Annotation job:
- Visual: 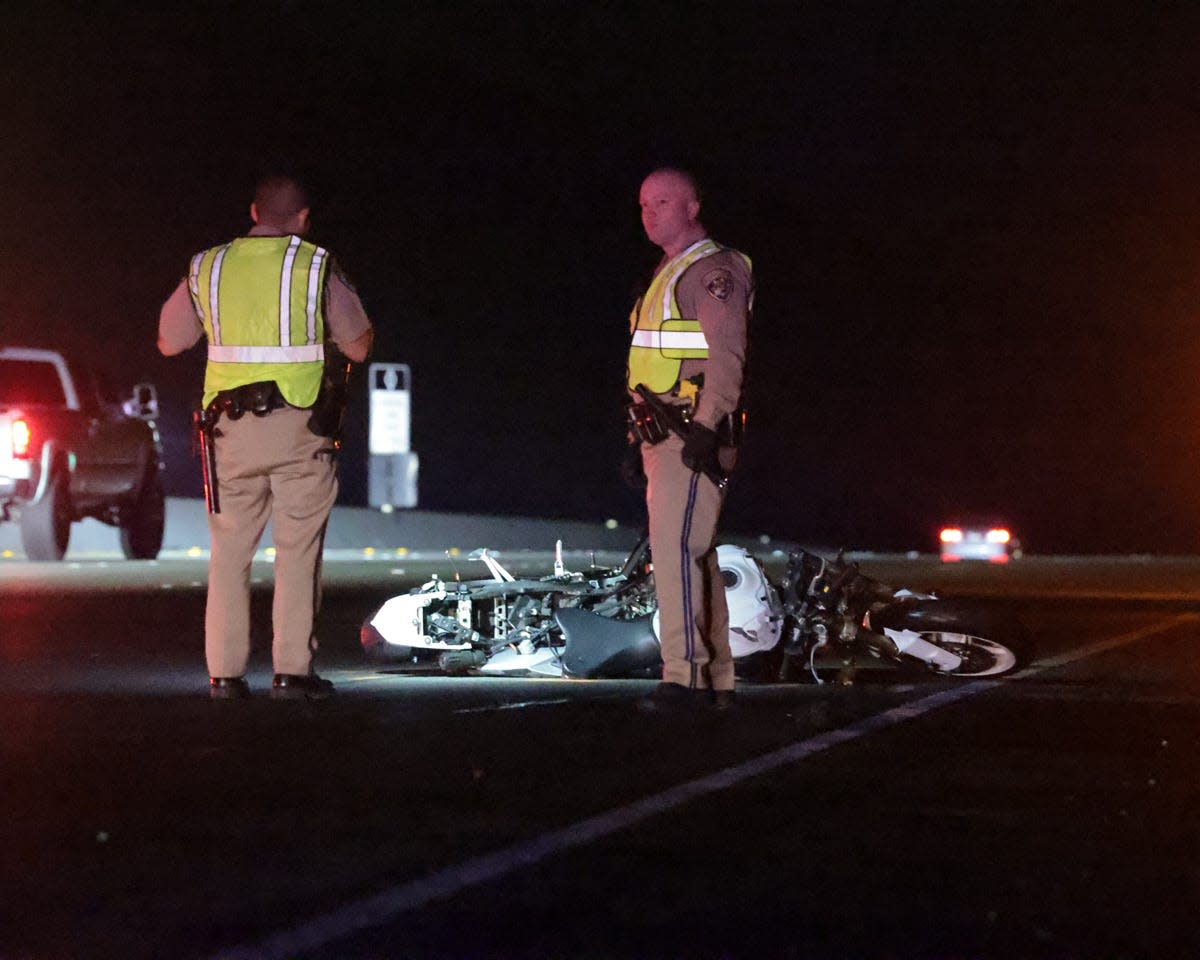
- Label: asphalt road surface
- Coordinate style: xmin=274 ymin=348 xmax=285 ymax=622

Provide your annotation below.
xmin=2 ymin=550 xmax=1199 ymax=959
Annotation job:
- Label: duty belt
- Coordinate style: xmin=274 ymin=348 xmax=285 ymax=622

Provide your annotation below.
xmin=627 ymin=399 xmax=745 ymax=447
xmin=207 ymin=380 xmax=288 ymax=422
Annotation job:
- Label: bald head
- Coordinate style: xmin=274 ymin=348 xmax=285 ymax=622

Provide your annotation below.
xmin=639 ymin=167 xmax=705 ymax=257
xmin=250 ymin=175 xmax=311 ymax=235
xmin=643 ymin=167 xmax=701 ymax=203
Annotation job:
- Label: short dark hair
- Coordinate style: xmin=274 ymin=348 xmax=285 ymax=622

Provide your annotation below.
xmin=253 ymin=175 xmax=310 ymax=224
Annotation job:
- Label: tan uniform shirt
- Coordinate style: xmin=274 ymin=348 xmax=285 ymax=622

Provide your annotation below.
xmin=157 ymin=228 xmax=372 ymax=357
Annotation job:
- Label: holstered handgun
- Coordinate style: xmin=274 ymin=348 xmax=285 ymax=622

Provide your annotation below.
xmin=633 ymin=383 xmax=729 ymax=490
xmin=307 ymin=360 xmax=352 ymax=444
xmin=191 ymin=408 xmax=220 ymax=514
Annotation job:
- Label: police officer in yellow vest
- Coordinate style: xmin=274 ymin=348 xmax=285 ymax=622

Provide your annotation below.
xmin=629 ymin=168 xmax=752 ymax=712
xmin=158 ymin=175 xmax=373 ymax=700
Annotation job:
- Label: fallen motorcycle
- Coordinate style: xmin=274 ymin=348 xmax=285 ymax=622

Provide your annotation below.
xmin=360 ymin=536 xmax=1032 ymax=683
xmin=774 ymin=547 xmax=1032 ymax=682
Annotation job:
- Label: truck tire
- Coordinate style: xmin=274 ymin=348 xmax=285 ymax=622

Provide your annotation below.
xmin=120 ymin=465 xmax=165 ymax=560
xmin=21 ymin=470 xmax=71 ymax=561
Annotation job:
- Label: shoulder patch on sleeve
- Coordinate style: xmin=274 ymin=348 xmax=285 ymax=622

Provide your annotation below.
xmin=703 ymin=267 xmax=735 ymax=302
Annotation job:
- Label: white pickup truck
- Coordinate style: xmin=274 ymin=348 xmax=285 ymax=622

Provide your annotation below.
xmin=0 ymin=346 xmax=165 ymax=560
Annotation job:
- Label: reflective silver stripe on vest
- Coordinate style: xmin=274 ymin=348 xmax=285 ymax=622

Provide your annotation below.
xmin=208 ymin=244 xmax=231 ymax=344
xmin=187 ymin=251 xmax=205 ymax=308
xmin=278 ymin=236 xmax=301 ymax=346
xmin=207 ymin=344 xmax=325 ymax=364
xmin=630 ymin=329 xmax=709 ymax=350
xmin=306 ymin=246 xmax=327 ymax=345
xmin=659 ymin=239 xmax=714 ymax=317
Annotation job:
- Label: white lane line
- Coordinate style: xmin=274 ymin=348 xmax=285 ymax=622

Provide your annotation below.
xmin=454 ymin=698 xmax=572 ymax=714
xmin=210 ymin=681 xmax=994 ymax=960
xmin=210 ymin=613 xmax=1195 ymax=960
xmin=1023 ymin=612 xmax=1199 ymax=673
xmin=335 ymin=673 xmax=401 ymax=685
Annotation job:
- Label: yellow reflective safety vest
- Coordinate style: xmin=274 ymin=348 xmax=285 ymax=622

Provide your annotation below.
xmin=188 ymin=235 xmax=329 ymax=407
xmin=627 ymin=239 xmax=748 ymax=394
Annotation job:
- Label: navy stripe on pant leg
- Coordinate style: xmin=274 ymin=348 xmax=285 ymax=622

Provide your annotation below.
xmin=679 ymin=472 xmax=701 ymax=680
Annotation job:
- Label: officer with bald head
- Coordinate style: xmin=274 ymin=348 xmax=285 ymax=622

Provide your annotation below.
xmin=159 ymin=173 xmax=373 ymax=700
xmin=627 ymin=167 xmax=752 ymax=712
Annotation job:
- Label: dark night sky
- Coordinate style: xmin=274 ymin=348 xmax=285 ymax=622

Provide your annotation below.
xmin=5 ymin=2 xmax=1200 ymax=553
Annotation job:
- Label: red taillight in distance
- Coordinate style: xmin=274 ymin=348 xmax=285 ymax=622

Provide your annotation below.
xmin=939 ymin=527 xmax=963 ymax=544
xmin=987 ymin=528 xmax=1012 ymax=563
xmin=10 ymin=418 xmax=32 ymax=459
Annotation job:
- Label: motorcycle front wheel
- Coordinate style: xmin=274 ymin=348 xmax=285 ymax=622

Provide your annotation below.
xmin=871 ymin=601 xmax=1033 ymax=678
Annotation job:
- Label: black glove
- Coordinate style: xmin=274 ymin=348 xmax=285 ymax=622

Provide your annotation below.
xmin=621 ymin=440 xmax=646 ymax=490
xmin=681 ymin=423 xmax=719 ymax=476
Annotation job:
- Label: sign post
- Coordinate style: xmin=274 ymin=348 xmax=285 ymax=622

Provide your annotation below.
xmin=367 ymin=363 xmax=418 ymax=508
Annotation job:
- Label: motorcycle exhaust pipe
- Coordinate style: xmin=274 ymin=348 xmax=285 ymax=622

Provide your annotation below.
xmin=438 ymin=649 xmax=489 ymax=674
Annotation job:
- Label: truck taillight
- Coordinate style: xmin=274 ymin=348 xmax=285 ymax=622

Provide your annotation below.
xmin=11 ymin=418 xmax=32 ymax=458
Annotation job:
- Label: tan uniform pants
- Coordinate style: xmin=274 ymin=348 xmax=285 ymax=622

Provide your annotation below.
xmin=205 ymin=406 xmax=337 ymax=678
xmin=642 ymin=435 xmax=734 ymax=691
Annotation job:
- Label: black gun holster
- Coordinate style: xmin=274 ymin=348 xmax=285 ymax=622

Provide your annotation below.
xmin=306 ymin=372 xmax=348 ymax=438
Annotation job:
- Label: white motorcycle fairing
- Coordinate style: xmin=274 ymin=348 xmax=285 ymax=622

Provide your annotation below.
xmin=477 ymin=644 xmax=564 ymax=677
xmin=882 ymin=628 xmax=964 ymax=672
xmin=368 ymin=586 xmax=472 ymax=651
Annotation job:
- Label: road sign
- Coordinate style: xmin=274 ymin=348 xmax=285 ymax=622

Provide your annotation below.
xmin=367 ymin=363 xmax=417 ymax=507
xmin=368 ymin=363 xmax=411 ymax=454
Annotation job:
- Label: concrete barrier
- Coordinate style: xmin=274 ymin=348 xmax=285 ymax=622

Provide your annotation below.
xmin=0 ymin=498 xmax=646 ymax=558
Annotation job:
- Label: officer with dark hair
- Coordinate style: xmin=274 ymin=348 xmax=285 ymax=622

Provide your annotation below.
xmin=158 ymin=174 xmax=373 ymax=700
xmin=627 ymin=167 xmax=752 ymax=712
